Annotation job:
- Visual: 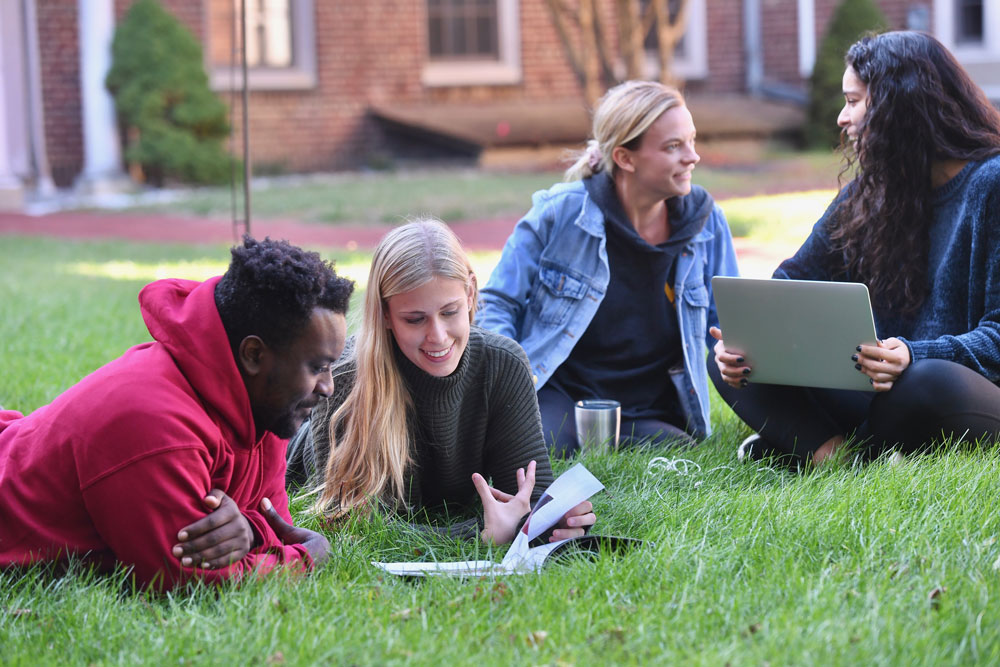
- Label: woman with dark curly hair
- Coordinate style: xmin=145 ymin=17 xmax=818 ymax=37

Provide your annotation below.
xmin=709 ymin=31 xmax=1000 ymax=466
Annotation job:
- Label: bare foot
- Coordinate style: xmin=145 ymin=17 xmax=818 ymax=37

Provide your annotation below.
xmin=811 ymin=434 xmax=846 ymax=465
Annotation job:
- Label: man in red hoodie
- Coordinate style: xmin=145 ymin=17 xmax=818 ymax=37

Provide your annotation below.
xmin=0 ymin=237 xmax=354 ymax=590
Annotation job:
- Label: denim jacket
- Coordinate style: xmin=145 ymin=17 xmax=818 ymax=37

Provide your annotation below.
xmin=477 ymin=180 xmax=740 ymax=438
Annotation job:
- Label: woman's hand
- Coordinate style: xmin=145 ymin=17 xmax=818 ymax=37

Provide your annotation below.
xmin=854 ymin=337 xmax=910 ymax=392
xmin=551 ymin=500 xmax=596 ymax=542
xmin=710 ymin=327 xmax=752 ymax=388
xmin=472 ymin=460 xmax=536 ymax=545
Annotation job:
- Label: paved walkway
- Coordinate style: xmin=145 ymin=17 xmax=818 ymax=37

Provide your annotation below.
xmin=0 ymin=210 xmax=798 ymax=278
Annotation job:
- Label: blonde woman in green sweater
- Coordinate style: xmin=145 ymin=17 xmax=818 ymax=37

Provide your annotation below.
xmin=286 ymin=219 xmax=595 ymax=544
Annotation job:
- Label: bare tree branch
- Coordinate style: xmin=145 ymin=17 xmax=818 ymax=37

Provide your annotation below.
xmin=542 ymin=0 xmax=692 ymax=104
xmin=544 ymin=0 xmax=587 ymax=91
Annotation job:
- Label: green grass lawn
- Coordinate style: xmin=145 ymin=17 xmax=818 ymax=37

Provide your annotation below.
xmin=3 ymin=237 xmax=1000 ymax=665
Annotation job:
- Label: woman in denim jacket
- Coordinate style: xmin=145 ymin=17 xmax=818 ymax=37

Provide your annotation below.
xmin=478 ymin=81 xmax=739 ymax=456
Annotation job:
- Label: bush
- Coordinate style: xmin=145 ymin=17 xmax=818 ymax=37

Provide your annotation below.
xmin=806 ymin=0 xmax=888 ymax=148
xmin=106 ymin=0 xmax=233 ymax=186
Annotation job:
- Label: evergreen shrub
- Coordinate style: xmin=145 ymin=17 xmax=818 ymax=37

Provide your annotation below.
xmin=806 ymin=0 xmax=888 ymax=148
xmin=106 ymin=0 xmax=232 ymax=186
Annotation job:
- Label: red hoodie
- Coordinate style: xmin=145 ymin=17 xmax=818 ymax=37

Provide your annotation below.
xmin=0 ymin=277 xmax=311 ymax=590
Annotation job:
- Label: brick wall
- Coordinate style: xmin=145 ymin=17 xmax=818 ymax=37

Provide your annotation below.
xmin=697 ymin=0 xmax=744 ymax=93
xmin=115 ymin=0 xmax=203 ymax=38
xmin=35 ymin=0 xmax=929 ymax=180
xmin=762 ymin=0 xmax=801 ymax=86
xmin=223 ymin=0 xmax=588 ymax=172
xmin=38 ymin=0 xmax=83 ymax=188
xmin=755 ymin=0 xmax=911 ymax=90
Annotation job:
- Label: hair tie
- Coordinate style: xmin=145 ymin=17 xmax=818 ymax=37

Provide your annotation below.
xmin=586 ymin=142 xmax=603 ymax=171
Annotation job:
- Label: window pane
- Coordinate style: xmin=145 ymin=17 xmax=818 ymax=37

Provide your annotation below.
xmin=429 ymin=17 xmax=444 ymax=56
xmin=427 ymin=0 xmax=498 ymax=60
xmin=956 ymin=0 xmax=984 ymax=44
xmin=237 ymin=0 xmax=293 ymax=67
xmin=641 ymin=0 xmax=688 ymax=57
xmin=475 ymin=17 xmax=496 ymax=56
xmin=451 ymin=15 xmax=467 ymax=54
xmin=263 ymin=0 xmax=292 ymax=67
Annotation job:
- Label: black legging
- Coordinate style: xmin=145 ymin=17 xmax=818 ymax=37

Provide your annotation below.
xmin=537 ymin=384 xmax=697 ymax=458
xmin=707 ymin=351 xmax=1000 ymax=461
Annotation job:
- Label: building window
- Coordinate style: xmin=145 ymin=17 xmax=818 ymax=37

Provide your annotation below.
xmin=428 ymin=0 xmax=499 ymax=60
xmin=244 ymin=0 xmax=293 ymax=67
xmin=207 ymin=0 xmax=316 ymax=90
xmin=422 ymin=0 xmax=521 ymax=86
xmin=640 ymin=0 xmax=708 ymax=80
xmin=955 ymin=0 xmax=984 ymax=44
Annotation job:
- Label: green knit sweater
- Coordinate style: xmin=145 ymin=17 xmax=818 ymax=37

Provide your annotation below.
xmin=286 ymin=326 xmax=554 ymax=535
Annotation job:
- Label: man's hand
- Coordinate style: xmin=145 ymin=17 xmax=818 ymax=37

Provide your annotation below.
xmin=551 ymin=500 xmax=596 ymax=542
xmin=259 ymin=497 xmax=331 ymax=567
xmin=473 ymin=460 xmax=536 ymax=545
xmin=172 ymin=489 xmax=254 ymax=570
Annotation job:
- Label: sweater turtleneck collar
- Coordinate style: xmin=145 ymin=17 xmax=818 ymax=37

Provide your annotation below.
xmin=393 ymin=325 xmax=484 ymax=405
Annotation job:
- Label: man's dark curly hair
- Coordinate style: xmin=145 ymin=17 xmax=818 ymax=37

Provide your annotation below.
xmin=215 ymin=237 xmax=355 ymax=353
xmin=832 ymin=31 xmax=1000 ymax=315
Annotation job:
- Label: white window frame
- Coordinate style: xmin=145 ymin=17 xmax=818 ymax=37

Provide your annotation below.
xmin=934 ymin=0 xmax=1000 ymax=98
xmin=422 ymin=0 xmax=521 ymax=87
xmin=798 ymin=0 xmax=815 ymax=77
xmin=642 ymin=0 xmax=708 ymax=81
xmin=207 ymin=0 xmax=317 ymax=91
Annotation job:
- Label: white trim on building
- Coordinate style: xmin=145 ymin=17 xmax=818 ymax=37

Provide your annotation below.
xmin=934 ymin=0 xmax=1000 ymax=99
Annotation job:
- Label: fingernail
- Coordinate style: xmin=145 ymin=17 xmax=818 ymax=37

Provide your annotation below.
xmin=736 ymin=356 xmax=745 ymax=363
xmin=855 ymin=363 xmax=862 ymax=370
xmin=201 ymin=562 xmax=211 ymax=570
xmin=851 ymin=354 xmax=858 ymax=362
xmin=856 ymin=345 xmax=862 ymax=352
xmin=261 ymin=497 xmax=272 ymax=511
xmin=178 ymin=531 xmax=188 ymax=541
xmin=742 ymin=368 xmax=751 ymax=376
xmin=182 ymin=557 xmax=192 ymax=567
xmin=172 ymin=546 xmax=183 ymax=557
xmin=739 ymin=378 xmax=748 ymax=387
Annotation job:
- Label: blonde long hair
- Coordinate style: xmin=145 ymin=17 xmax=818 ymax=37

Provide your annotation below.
xmin=565 ymin=80 xmax=685 ymax=181
xmin=317 ymin=219 xmax=478 ymax=514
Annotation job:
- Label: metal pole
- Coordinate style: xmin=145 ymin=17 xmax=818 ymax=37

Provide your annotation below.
xmin=240 ymin=0 xmax=251 ymax=238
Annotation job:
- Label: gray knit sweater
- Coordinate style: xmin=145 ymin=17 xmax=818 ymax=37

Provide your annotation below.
xmin=286 ymin=326 xmax=554 ymax=534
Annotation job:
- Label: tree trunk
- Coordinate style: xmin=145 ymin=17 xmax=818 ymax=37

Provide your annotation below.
xmin=579 ymin=0 xmax=603 ymax=105
xmin=655 ymin=0 xmax=691 ymax=87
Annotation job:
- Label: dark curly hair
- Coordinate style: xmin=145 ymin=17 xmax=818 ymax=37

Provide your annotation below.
xmin=214 ymin=236 xmax=355 ymax=353
xmin=832 ymin=31 xmax=1000 ymax=314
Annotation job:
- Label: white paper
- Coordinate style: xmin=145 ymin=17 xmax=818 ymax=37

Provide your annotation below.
xmin=372 ymin=560 xmax=503 ymax=577
xmin=372 ymin=463 xmax=605 ymax=577
xmin=500 ymin=463 xmax=604 ymax=572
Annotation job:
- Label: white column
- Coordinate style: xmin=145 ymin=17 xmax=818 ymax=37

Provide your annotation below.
xmin=76 ymin=0 xmax=125 ymax=192
xmin=797 ymin=0 xmax=816 ymax=78
xmin=0 ymin=26 xmax=25 ymax=210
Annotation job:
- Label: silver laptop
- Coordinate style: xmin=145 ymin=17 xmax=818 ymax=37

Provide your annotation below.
xmin=711 ymin=276 xmax=879 ymax=392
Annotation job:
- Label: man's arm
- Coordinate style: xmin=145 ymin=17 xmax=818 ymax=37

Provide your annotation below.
xmin=81 ymin=446 xmax=315 ymax=591
xmin=172 ymin=490 xmax=254 ymax=569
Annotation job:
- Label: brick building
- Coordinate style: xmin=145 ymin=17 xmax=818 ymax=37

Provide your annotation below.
xmin=0 ymin=0 xmax=996 ymax=204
